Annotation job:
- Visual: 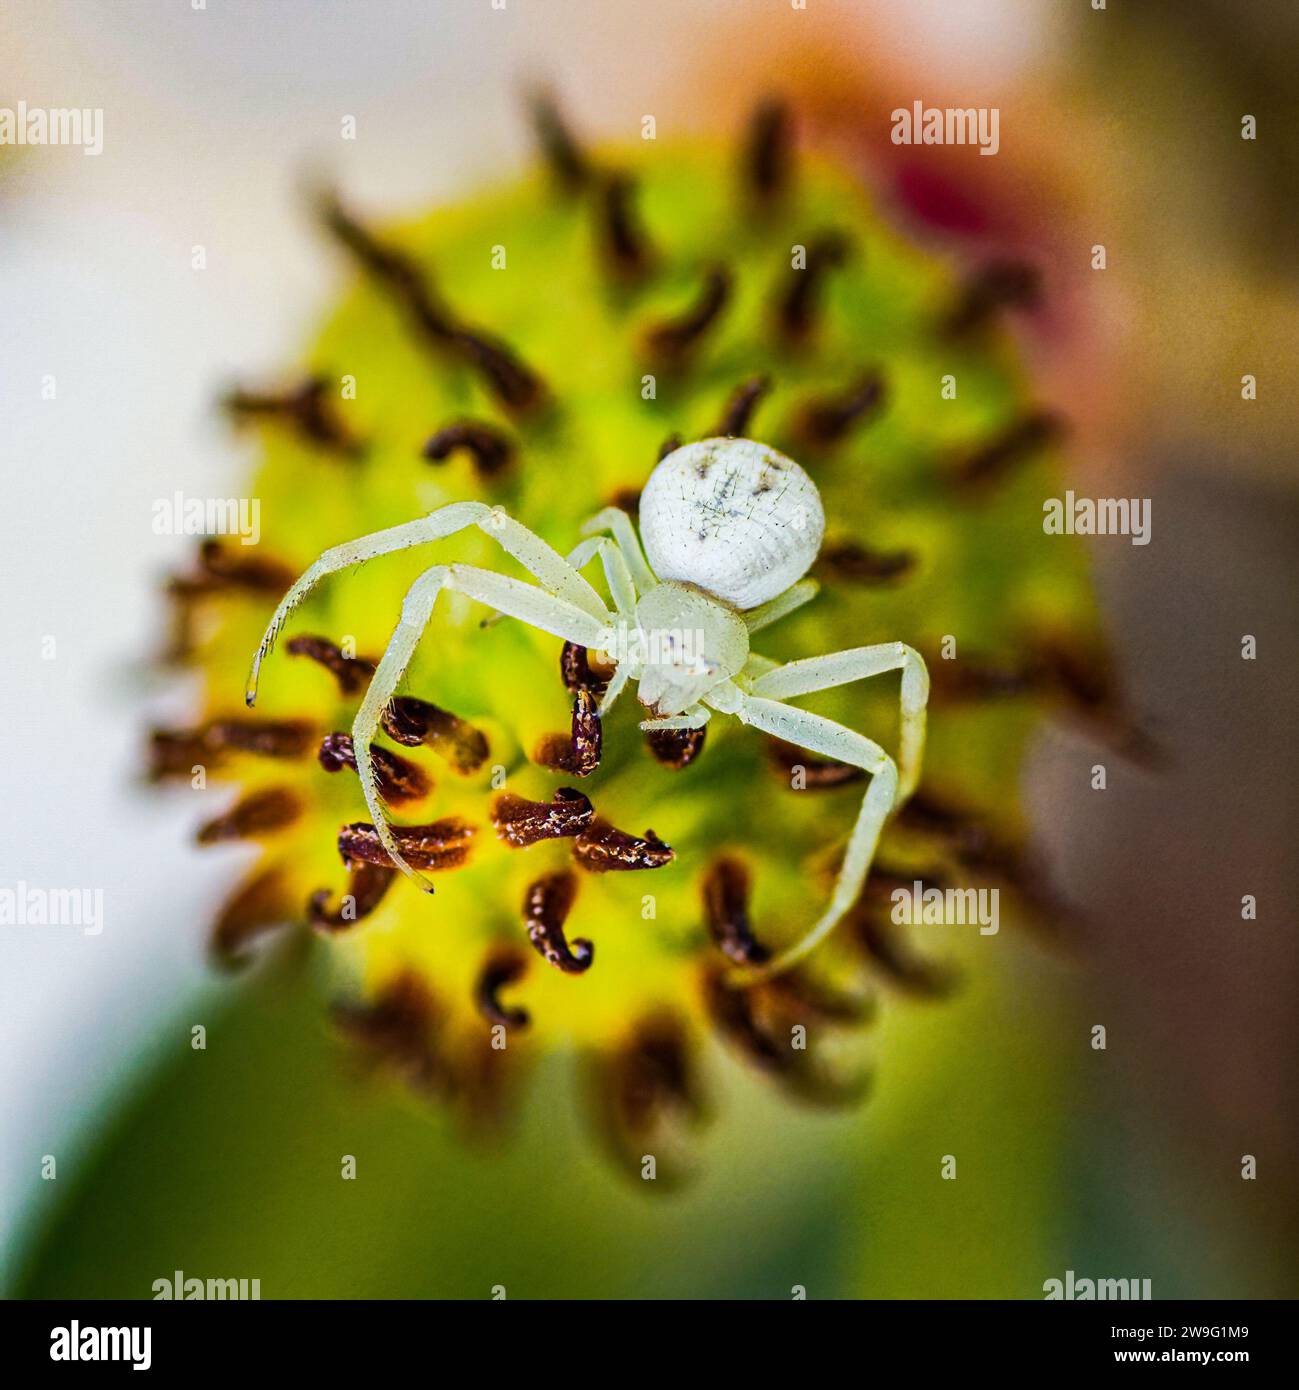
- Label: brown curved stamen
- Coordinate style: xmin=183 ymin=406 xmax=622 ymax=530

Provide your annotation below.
xmin=925 ymin=634 xmax=1166 ymax=769
xmin=702 ymin=969 xmax=784 ymax=1068
xmin=850 ymin=901 xmax=959 ymax=998
xmin=702 ymin=969 xmax=871 ymax=1105
xmin=615 ymin=1016 xmax=703 ymax=1136
xmin=148 ymin=729 xmax=215 ymax=779
xmin=422 ymin=420 xmax=514 ymax=478
xmin=321 ymin=194 xmax=546 ymax=415
xmin=322 ymin=193 xmax=453 ymax=335
xmin=702 ymin=856 xmax=770 ymax=966
xmin=599 ymin=172 xmax=652 ymax=276
xmin=645 ymin=724 xmax=706 ymax=769
xmin=196 ymin=787 xmax=305 ymax=844
xmin=923 ymin=646 xmax=1047 ymax=703
xmin=767 ymin=736 xmax=865 ymax=788
xmin=163 ymin=543 xmax=295 ymax=662
xmin=149 ymin=717 xmax=316 ymax=779
xmin=560 ymin=642 xmax=614 ymax=698
xmin=712 ymin=373 xmax=770 ymax=438
xmin=523 ymin=870 xmax=591 ymax=974
xmin=815 ymin=540 xmax=916 ymax=585
xmin=194 ymin=539 xmax=294 ymax=593
xmin=381 ymin=696 xmax=489 ymax=774
xmin=533 ymin=687 xmax=601 ymax=777
xmin=643 ymin=266 xmax=731 ymax=360
xmin=446 ymin=326 xmax=548 ymax=414
xmin=285 ymin=635 xmax=376 ymax=695
xmin=743 ymin=98 xmax=791 ymax=200
xmin=573 ymin=819 xmax=674 ymax=872
xmin=318 ymin=733 xmax=430 ymax=804
xmin=943 ymin=259 xmax=1041 ymax=337
xmin=491 ymin=787 xmax=594 ymax=847
xmin=209 ymin=865 xmax=295 ymax=970
xmin=223 ymin=375 xmax=364 ymax=458
xmin=527 ymin=88 xmax=590 ymax=191
xmin=608 ymin=485 xmax=642 ymax=516
xmin=309 ymin=861 xmax=396 ymax=932
xmin=204 ymin=717 xmax=317 ymax=759
xmin=952 ymin=410 xmax=1065 ymax=489
xmin=1039 ymin=634 xmax=1166 ymax=769
xmin=776 ymin=231 xmax=849 ymax=338
xmin=896 ymin=787 xmax=1079 ymax=929
xmin=474 ymin=947 xmax=531 ymax=1028
xmin=332 ymin=971 xmax=445 ymax=1093
xmin=338 ymin=818 xmax=475 ymax=871
xmin=767 ymin=969 xmax=876 ymax=1025
xmin=797 ymin=370 xmax=886 ymax=444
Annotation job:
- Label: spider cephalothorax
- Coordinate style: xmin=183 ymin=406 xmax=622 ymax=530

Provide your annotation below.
xmin=247 ymin=435 xmax=929 ymax=982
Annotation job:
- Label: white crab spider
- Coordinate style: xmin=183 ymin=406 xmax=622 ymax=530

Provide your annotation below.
xmin=246 ymin=437 xmax=929 ymax=984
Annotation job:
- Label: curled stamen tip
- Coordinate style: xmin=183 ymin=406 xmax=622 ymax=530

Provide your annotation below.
xmin=598 ymin=171 xmax=653 ymax=277
xmin=645 ymin=723 xmax=706 ymax=769
xmin=287 ymin=636 xmax=376 ymax=695
xmin=491 ymin=787 xmax=594 ymax=847
xmin=744 ymin=97 xmax=792 ymax=200
xmin=319 ymin=732 xmax=431 ymax=804
xmin=423 ymin=420 xmax=514 ymax=479
xmin=532 ymin=686 xmax=602 ymax=777
xmin=702 ymin=856 xmax=771 ymax=966
xmin=643 ymin=266 xmax=732 ymax=361
xmin=338 ymin=818 xmax=475 ymax=872
xmin=816 ymin=540 xmax=916 ymax=586
xmin=712 ymin=373 xmax=770 ymax=439
xmin=573 ymin=819 xmax=674 ymax=872
xmin=196 ymin=787 xmax=304 ymax=845
xmin=475 ymin=948 xmax=531 ymax=1029
xmin=523 ymin=870 xmax=591 ymax=974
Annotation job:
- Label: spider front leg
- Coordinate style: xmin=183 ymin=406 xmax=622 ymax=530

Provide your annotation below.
xmin=579 ymin=506 xmax=658 ymax=595
xmin=354 ymin=563 xmax=612 ymax=891
xmin=564 ymin=535 xmax=639 ymax=620
xmin=246 ymin=501 xmax=606 ymax=705
xmin=705 ymin=644 xmax=929 ymax=984
xmin=639 ymin=706 xmax=711 ymax=733
xmin=748 ymin=641 xmax=929 ymax=799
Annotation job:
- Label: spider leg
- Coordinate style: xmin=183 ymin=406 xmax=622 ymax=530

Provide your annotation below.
xmin=639 ymin=704 xmax=711 ymax=733
xmin=564 ymin=535 xmax=639 ymax=618
xmin=247 ymin=501 xmax=606 ymax=704
xmin=578 ymin=506 xmax=658 ymax=594
xmin=354 ymin=562 xmax=612 ymax=891
xmin=742 ymin=579 xmax=819 ymax=635
xmin=705 ymin=688 xmax=898 ymax=983
xmin=748 ymin=641 xmax=929 ymax=799
xmin=597 ymin=662 xmax=632 ymax=717
xmin=741 ymin=653 xmax=781 ymax=680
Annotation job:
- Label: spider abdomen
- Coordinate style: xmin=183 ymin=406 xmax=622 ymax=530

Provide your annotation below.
xmin=638 ymin=438 xmax=825 ymax=609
